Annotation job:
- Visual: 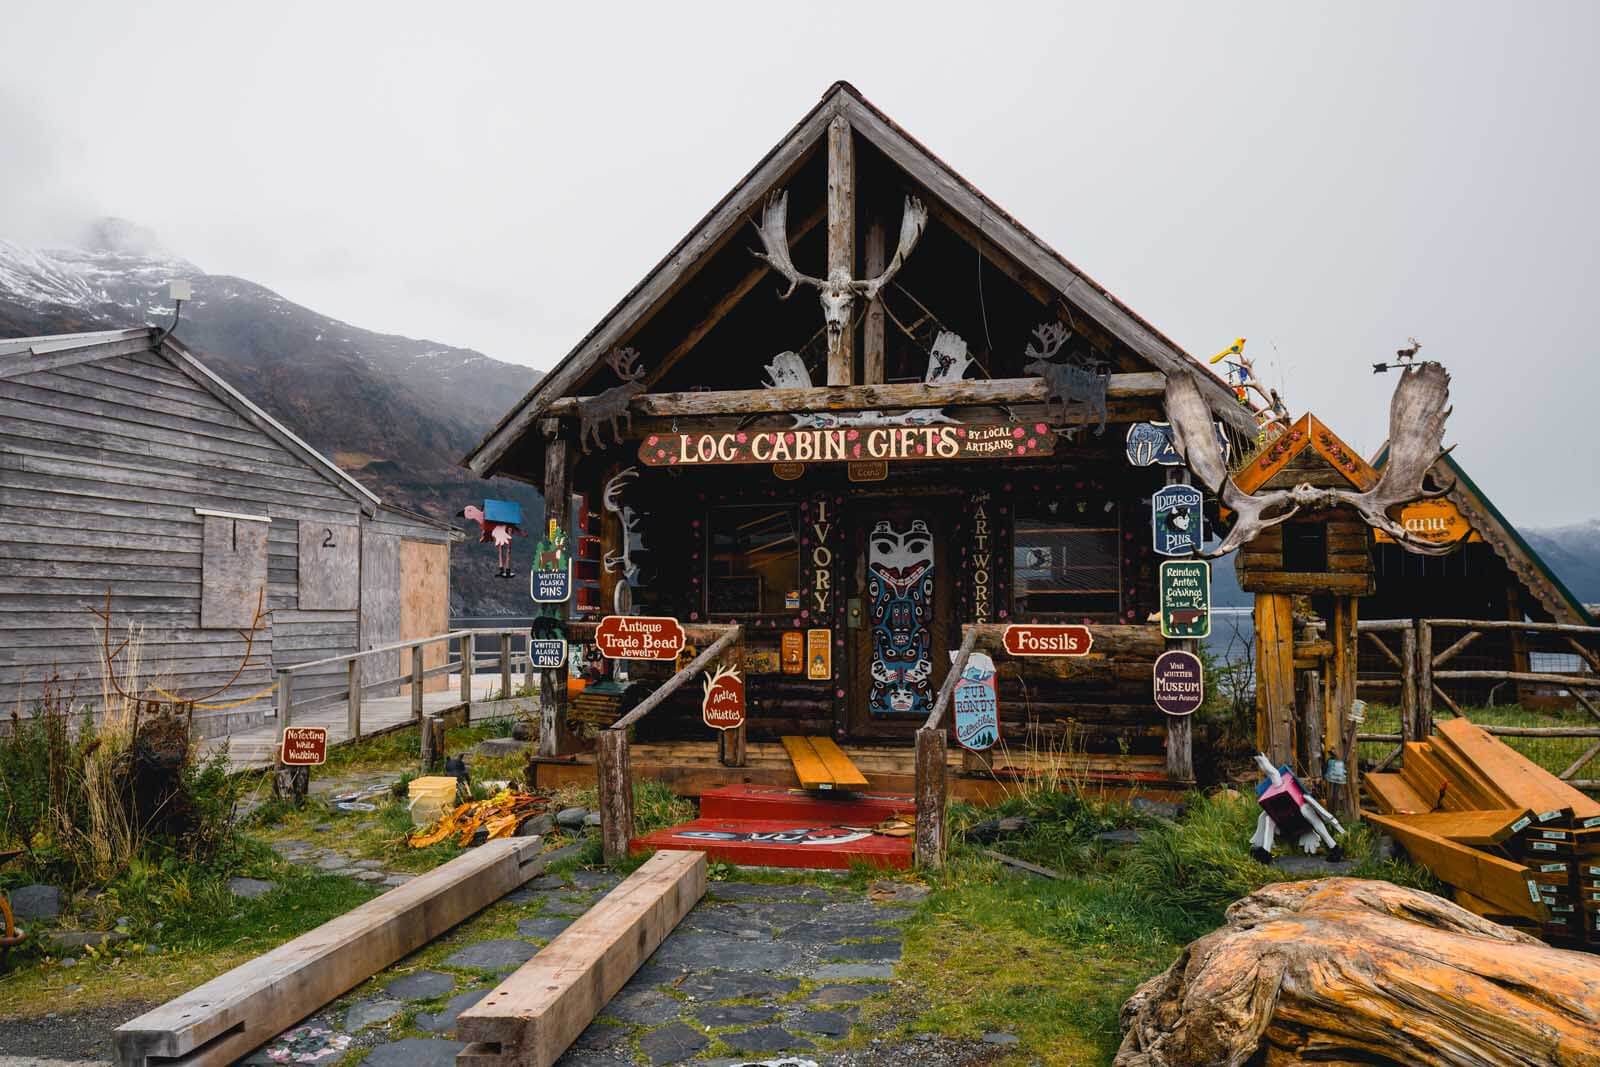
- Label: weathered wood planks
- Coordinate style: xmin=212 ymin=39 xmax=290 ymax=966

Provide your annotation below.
xmin=1364 ymin=813 xmax=1546 ymax=922
xmin=456 ymin=850 xmax=707 ymax=1067
xmin=781 ymin=735 xmax=869 ymax=790
xmin=113 ymin=838 xmax=571 ymax=1067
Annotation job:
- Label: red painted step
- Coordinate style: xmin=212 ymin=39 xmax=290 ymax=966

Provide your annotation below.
xmin=632 ymin=817 xmax=913 ymax=871
xmin=698 ymin=784 xmax=916 ymax=824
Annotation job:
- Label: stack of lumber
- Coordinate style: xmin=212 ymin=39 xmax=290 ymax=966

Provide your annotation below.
xmin=1363 ymin=717 xmax=1600 ymax=949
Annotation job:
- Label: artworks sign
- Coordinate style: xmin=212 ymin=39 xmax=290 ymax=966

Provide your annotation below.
xmin=868 ymin=519 xmax=934 ymax=715
xmin=1159 ymin=560 xmax=1211 ymax=639
xmin=1002 ymin=624 xmax=1094 ymax=657
xmin=971 ymin=490 xmax=993 ymax=621
xmin=1372 ymin=497 xmax=1481 ymax=546
xmin=806 ymin=628 xmax=833 ymax=681
xmin=529 ymin=639 xmax=568 ymax=669
xmin=638 ymin=423 xmax=1057 ymax=466
xmin=1153 ymin=650 xmax=1205 ymax=716
xmin=701 ymin=665 xmax=746 ymax=730
xmin=531 ymin=518 xmax=572 ymax=603
xmin=952 ymin=650 xmax=1000 ymax=751
xmin=1152 ymin=485 xmax=1204 ymax=556
xmin=594 ymin=615 xmax=685 ymax=660
xmin=281 ymin=726 xmax=328 ymax=766
xmin=781 ymin=630 xmax=805 ymax=675
xmin=1125 ymin=421 xmax=1231 ymax=467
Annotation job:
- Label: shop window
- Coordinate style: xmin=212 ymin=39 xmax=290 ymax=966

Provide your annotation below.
xmin=1283 ymin=522 xmax=1327 ymax=573
xmin=707 ymin=505 xmax=800 ymax=615
xmin=1013 ymin=504 xmax=1120 ymax=618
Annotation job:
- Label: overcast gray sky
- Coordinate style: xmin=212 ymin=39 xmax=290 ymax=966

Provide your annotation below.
xmin=3 ymin=2 xmax=1595 ymax=524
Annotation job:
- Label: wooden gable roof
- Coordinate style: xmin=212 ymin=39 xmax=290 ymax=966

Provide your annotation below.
xmin=464 ymin=81 xmax=1253 ymax=479
xmin=1233 ymin=414 xmax=1378 ymax=496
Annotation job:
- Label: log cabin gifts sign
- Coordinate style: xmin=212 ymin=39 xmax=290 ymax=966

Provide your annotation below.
xmin=1159 ymin=560 xmax=1212 ymax=639
xmin=594 ymin=615 xmax=686 ymax=660
xmin=701 ymin=664 xmax=745 ymax=730
xmin=280 ymin=726 xmax=328 ymax=766
xmin=1152 ymin=485 xmax=1204 ymax=556
xmin=952 ymin=650 xmax=1000 ymax=751
xmin=1153 ymin=650 xmax=1205 ymax=716
xmin=638 ymin=422 xmax=1057 ymax=466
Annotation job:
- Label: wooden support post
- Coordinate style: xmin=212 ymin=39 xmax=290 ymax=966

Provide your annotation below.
xmin=826 ymin=113 xmax=855 ymax=387
xmin=863 ymin=221 xmax=886 ymax=384
xmin=499 ymin=634 xmax=513 ymax=701
xmin=539 ymin=430 xmax=573 ymax=757
xmin=1163 ymin=467 xmax=1198 ymax=782
xmin=420 ymin=715 xmax=446 ymax=773
xmin=596 ymin=730 xmax=635 ymax=863
xmin=460 ymin=632 xmax=474 ymax=710
xmin=347 ymin=658 xmax=362 ymax=741
xmin=1400 ymin=624 xmax=1420 ymax=742
xmin=1254 ymin=593 xmax=1296 ymax=766
xmin=411 ymin=645 xmax=425 ymax=721
xmin=1417 ymin=619 xmax=1434 ymax=733
xmin=718 ymin=632 xmax=748 ymax=768
xmin=272 ymin=669 xmax=307 ymax=803
xmin=276 ymin=668 xmax=292 ymax=730
xmin=914 ymin=727 xmax=947 ymax=870
xmin=1301 ymin=669 xmax=1324 ymax=785
xmin=1329 ymin=597 xmax=1360 ymax=821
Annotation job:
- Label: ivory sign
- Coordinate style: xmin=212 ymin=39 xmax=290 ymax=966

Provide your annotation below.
xmin=281 ymin=726 xmax=328 ymax=766
xmin=638 ymin=423 xmax=1057 ymax=466
xmin=1002 ymin=624 xmax=1094 ymax=656
xmin=594 ymin=615 xmax=685 ymax=660
xmin=701 ymin=665 xmax=745 ymax=730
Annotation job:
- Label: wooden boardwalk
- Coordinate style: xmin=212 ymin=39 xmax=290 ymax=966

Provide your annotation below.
xmin=201 ymin=673 xmax=529 ymax=771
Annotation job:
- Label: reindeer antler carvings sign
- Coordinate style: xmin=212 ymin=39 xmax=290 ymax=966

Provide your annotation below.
xmin=1163 ymin=362 xmax=1456 ymax=557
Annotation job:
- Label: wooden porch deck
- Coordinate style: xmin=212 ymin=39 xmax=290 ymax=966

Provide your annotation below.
xmin=531 ymin=739 xmax=1181 ymax=803
xmin=200 ymin=672 xmax=526 ymax=772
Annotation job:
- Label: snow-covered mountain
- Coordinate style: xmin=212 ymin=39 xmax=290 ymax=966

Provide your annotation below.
xmin=0 ymin=219 xmax=542 ymax=615
xmin=1523 ymin=521 xmax=1600 ymax=607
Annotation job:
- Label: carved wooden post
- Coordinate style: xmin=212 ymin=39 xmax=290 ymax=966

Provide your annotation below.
xmin=1400 ymin=624 xmax=1420 ymax=742
xmin=914 ymin=726 xmax=947 ymax=870
xmin=539 ymin=426 xmax=573 ymax=756
xmin=347 ymin=658 xmax=362 ymax=741
xmin=420 ymin=714 xmax=445 ymax=772
xmin=862 ymin=221 xmax=886 ymax=385
xmin=276 ymin=668 xmax=293 ymax=730
xmin=1328 ymin=597 xmax=1360 ymax=821
xmin=1255 ymin=593 xmax=1297 ymax=767
xmin=1417 ymin=619 xmax=1434 ymax=737
xmin=1164 ymin=467 xmax=1196 ymax=782
xmin=411 ymin=645 xmax=424 ymax=721
xmin=596 ymin=729 xmax=635 ymax=863
xmin=459 ymin=632 xmax=474 ymax=709
xmin=826 ymin=113 xmax=855 ymax=387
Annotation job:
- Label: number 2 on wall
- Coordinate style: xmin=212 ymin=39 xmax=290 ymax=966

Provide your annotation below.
xmin=322 ymin=527 xmax=335 ymax=548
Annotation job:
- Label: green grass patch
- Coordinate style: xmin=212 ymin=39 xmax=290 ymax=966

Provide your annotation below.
xmin=1358 ymin=702 xmax=1596 ymax=778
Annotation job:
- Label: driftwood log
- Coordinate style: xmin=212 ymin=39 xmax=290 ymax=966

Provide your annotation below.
xmin=1116 ymin=878 xmax=1600 ymax=1067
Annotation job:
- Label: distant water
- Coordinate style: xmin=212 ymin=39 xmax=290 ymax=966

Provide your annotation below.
xmin=1205 ymin=607 xmax=1254 ymax=667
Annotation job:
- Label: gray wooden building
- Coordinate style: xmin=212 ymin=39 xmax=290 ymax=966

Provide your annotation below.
xmin=0 ymin=327 xmax=459 ymax=736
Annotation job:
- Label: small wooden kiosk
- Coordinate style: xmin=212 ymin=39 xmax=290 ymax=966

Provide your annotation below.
xmin=464 ymin=83 xmax=1253 ymax=803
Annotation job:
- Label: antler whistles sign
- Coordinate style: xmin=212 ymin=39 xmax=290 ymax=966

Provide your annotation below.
xmin=638 ymin=423 xmax=1057 ymax=466
xmin=701 ymin=665 xmax=745 ymax=730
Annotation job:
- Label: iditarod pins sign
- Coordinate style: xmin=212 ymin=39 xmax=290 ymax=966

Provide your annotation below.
xmin=1152 ymin=485 xmax=1204 ymax=556
xmin=638 ymin=422 xmax=1057 ymax=466
xmin=952 ymin=651 xmax=1000 ymax=751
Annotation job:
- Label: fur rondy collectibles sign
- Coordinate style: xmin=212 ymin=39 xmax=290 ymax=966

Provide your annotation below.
xmin=952 ymin=651 xmax=1000 ymax=751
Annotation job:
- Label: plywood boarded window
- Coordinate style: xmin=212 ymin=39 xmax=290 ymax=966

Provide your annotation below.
xmin=201 ymin=514 xmax=269 ymax=628
xmin=298 ymin=521 xmax=359 ymax=610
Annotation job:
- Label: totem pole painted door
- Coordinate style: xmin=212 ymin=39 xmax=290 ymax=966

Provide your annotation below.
xmin=848 ymin=501 xmax=953 ymax=739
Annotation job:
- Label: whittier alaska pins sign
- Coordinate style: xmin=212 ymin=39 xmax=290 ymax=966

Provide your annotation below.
xmin=1153 ymin=650 xmax=1204 ymax=716
xmin=594 ymin=615 xmax=685 ymax=660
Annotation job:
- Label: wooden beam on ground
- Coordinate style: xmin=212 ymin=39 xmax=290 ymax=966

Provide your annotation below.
xmin=1434 ymin=718 xmax=1600 ymax=819
xmin=456 ymin=850 xmax=706 ymax=1067
xmin=544 ymin=372 xmax=1164 ymax=420
xmin=1364 ymin=808 xmax=1534 ymax=847
xmin=112 ymin=838 xmax=574 ymax=1067
xmin=1364 ymin=812 xmax=1547 ymax=922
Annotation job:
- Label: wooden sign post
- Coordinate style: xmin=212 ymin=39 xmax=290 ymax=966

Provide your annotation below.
xmin=594 ymin=616 xmax=685 ymax=660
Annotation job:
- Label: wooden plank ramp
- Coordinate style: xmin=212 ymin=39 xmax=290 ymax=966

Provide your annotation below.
xmin=457 ymin=850 xmax=706 ymax=1067
xmin=113 ymin=837 xmax=570 ymax=1067
xmin=781 ymin=735 xmax=869 ymax=791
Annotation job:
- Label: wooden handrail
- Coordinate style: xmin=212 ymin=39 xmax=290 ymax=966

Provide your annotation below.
xmin=924 ymin=625 xmax=980 ymax=731
xmin=1423 ymin=619 xmax=1600 ymax=635
xmin=609 ymin=625 xmax=742 ymax=732
xmin=283 ymin=627 xmax=525 ymax=674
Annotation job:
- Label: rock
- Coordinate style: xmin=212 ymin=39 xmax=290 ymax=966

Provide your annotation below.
xmin=583 ymin=813 xmax=602 ymax=828
xmin=1375 ymin=833 xmax=1400 ymax=861
xmin=638 ymin=1022 xmax=708 ymax=1065
xmin=316 ymin=855 xmax=350 ymax=870
xmin=355 ymin=870 xmax=389 ymax=883
xmin=517 ymin=814 xmax=555 ymax=838
xmin=571 ymin=1019 xmax=628 ymax=1050
xmin=867 ymin=880 xmax=930 ymax=904
xmin=1273 ymin=854 xmax=1357 ymax=877
xmin=962 ymin=816 xmax=1032 ymax=844
xmin=706 ymin=882 xmax=836 ymax=903
xmin=651 ymin=931 xmax=804 ymax=973
xmin=811 ymin=963 xmax=895 ymax=981
xmin=362 ymin=1038 xmax=468 ymax=1066
xmin=605 ymin=989 xmax=684 ymax=1026
xmin=1115 ymin=878 xmax=1600 ymax=1066
xmin=810 ymin=983 xmax=890 ymax=1005
xmin=344 ymin=997 xmax=405 ymax=1030
xmin=675 ymin=970 xmax=799 ymax=1001
xmin=694 ymin=1003 xmax=779 ymax=1027
xmin=59 ymin=957 xmax=78 ymax=967
xmin=416 ymin=989 xmax=490 ymax=1033
xmin=1095 ymin=828 xmax=1144 ymax=847
xmin=227 ymin=877 xmax=277 ymax=900
xmin=45 ymin=930 xmax=128 ymax=951
xmin=720 ymin=1026 xmax=813 ymax=1054
xmin=384 ymin=874 xmax=415 ymax=887
xmin=10 ymin=884 xmax=61 ymax=920
xmin=982 ymin=1031 xmax=1021 ymax=1046
xmin=517 ymin=915 xmax=574 ymax=941
xmin=475 ymin=736 xmax=531 ymax=757
xmin=1130 ymin=797 xmax=1185 ymax=821
xmin=786 ymin=1009 xmax=852 ymax=1037
xmin=555 ymin=807 xmax=589 ymax=830
xmin=443 ymin=939 xmax=539 ymax=973
xmin=511 ymin=719 xmax=535 ymax=742
xmin=824 ymin=940 xmax=902 ymax=962
xmin=571 ymin=870 xmax=620 ymax=890
xmin=312 ymin=822 xmax=334 ymax=833
xmin=352 ymin=859 xmax=386 ymax=870
xmin=384 ymin=969 xmax=456 ymax=1001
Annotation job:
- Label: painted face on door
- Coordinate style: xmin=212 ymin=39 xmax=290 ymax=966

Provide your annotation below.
xmin=868 ymin=519 xmax=934 ymax=716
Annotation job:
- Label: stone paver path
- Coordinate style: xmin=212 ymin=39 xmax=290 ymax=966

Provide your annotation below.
xmin=235 ymin=874 xmax=916 ymax=1066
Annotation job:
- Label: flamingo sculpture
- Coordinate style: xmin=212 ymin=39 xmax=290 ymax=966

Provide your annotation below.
xmin=459 ymin=504 xmax=523 ymax=578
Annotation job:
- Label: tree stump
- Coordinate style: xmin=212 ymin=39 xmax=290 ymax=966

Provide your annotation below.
xmin=1116 ymin=878 xmax=1600 ymax=1067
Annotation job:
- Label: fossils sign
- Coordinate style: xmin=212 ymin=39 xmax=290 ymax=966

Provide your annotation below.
xmin=1002 ymin=624 xmax=1094 ymax=657
xmin=638 ymin=423 xmax=1056 ymax=466
xmin=1153 ymin=650 xmax=1205 ymax=716
xmin=594 ymin=615 xmax=685 ymax=660
xmin=701 ymin=665 xmax=745 ymax=730
xmin=280 ymin=726 xmax=328 ymax=766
